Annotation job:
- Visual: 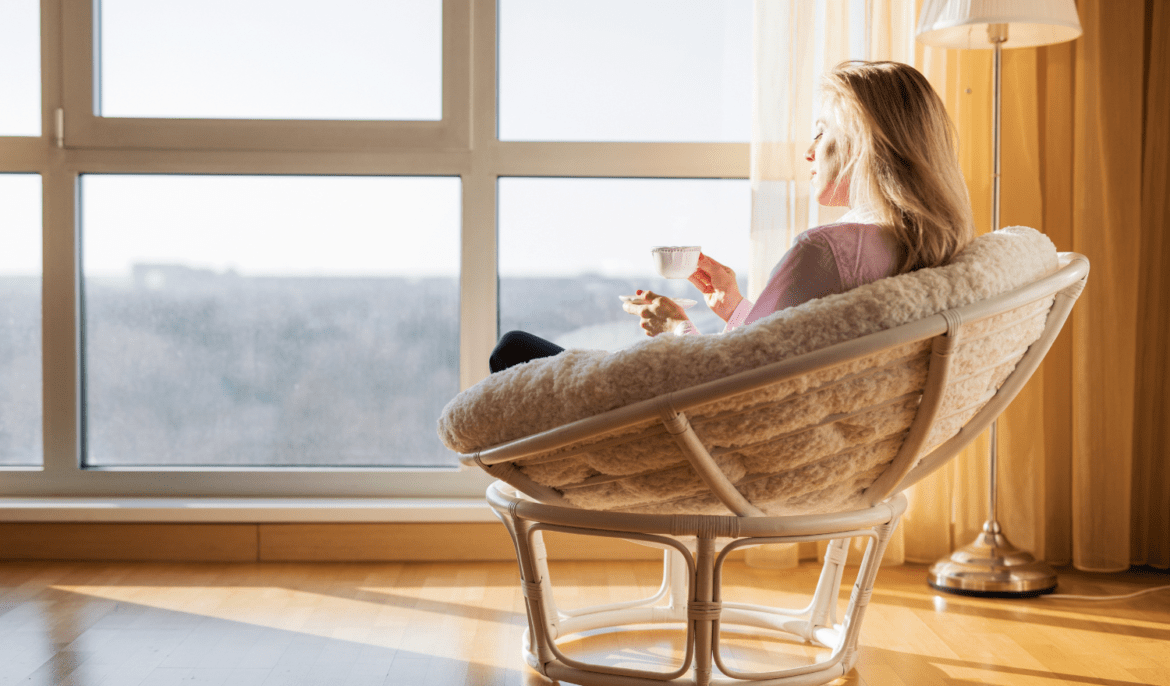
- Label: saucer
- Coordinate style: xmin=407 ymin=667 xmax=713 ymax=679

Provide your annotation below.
xmin=619 ymin=295 xmax=697 ymax=310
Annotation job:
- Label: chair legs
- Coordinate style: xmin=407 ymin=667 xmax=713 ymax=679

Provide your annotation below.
xmin=492 ymin=493 xmax=905 ymax=686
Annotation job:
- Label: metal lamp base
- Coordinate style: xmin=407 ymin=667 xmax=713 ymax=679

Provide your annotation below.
xmin=928 ymin=521 xmax=1058 ymax=598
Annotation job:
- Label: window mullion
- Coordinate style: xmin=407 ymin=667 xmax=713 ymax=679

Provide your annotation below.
xmin=41 ymin=168 xmax=80 ymax=478
xmin=459 ymin=0 xmax=500 ymax=389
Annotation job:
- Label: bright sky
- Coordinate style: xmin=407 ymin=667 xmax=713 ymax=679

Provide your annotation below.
xmin=499 ymin=178 xmax=750 ymax=278
xmin=100 ymin=0 xmax=442 ymax=120
xmin=80 ymin=175 xmax=462 ymax=278
xmin=499 ymin=0 xmax=751 ymax=142
xmin=0 ymin=0 xmax=39 ymax=137
xmin=0 ymin=175 xmax=41 ymax=275
xmin=1 ymin=0 xmax=41 ymax=276
xmin=1 ymin=0 xmax=756 ymax=278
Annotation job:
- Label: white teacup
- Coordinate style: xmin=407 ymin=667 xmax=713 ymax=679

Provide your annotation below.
xmin=651 ymin=246 xmax=701 ymax=279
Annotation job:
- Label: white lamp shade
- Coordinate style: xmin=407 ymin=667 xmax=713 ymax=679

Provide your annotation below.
xmin=916 ymin=0 xmax=1082 ymax=49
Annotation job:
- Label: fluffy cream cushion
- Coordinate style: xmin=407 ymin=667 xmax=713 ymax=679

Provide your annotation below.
xmin=438 ymin=227 xmax=1058 ymax=515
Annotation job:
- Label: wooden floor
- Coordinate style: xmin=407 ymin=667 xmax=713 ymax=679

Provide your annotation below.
xmin=0 ymin=558 xmax=1167 ymax=686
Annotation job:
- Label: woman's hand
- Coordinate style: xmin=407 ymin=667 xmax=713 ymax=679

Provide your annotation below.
xmin=688 ymin=254 xmax=743 ymax=322
xmin=622 ymin=290 xmax=690 ymax=337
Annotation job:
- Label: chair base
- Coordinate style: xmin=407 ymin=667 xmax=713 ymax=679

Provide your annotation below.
xmin=486 ymin=481 xmax=907 ymax=686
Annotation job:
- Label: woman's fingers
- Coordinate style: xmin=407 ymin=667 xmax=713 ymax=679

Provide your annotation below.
xmin=622 ymin=289 xmax=654 ymax=315
xmin=701 ymin=253 xmax=736 ymax=278
xmin=624 ymin=290 xmax=688 ymax=336
xmin=696 ymin=255 xmax=736 ymax=289
xmin=689 ymin=270 xmax=718 ymax=294
xmin=622 ymin=292 xmax=662 ymax=316
xmin=642 ymin=291 xmax=668 ymax=314
xmin=698 ymin=253 xmax=725 ymax=271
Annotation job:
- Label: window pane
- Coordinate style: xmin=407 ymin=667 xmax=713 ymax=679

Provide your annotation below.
xmin=0 ymin=0 xmax=40 ymax=136
xmin=499 ymin=0 xmax=751 ymax=142
xmin=98 ymin=0 xmax=442 ymax=120
xmin=0 ymin=175 xmax=43 ymax=466
xmin=499 ymin=178 xmax=750 ymax=351
xmin=81 ymin=175 xmax=460 ymax=468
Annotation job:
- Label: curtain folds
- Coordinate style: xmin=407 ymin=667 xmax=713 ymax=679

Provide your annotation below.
xmin=1131 ymin=0 xmax=1170 ymax=570
xmin=749 ymin=0 xmax=1169 ymax=571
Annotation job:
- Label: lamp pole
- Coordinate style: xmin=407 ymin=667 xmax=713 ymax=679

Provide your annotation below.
xmin=926 ymin=23 xmax=1059 ymax=597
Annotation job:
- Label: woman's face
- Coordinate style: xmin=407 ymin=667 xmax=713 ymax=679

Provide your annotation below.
xmin=807 ymin=106 xmax=850 ymax=207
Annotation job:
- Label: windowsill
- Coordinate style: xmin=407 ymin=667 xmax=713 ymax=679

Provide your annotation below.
xmin=0 ymin=497 xmax=496 ymax=523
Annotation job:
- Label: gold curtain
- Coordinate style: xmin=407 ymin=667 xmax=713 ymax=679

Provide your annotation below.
xmin=901 ymin=0 xmax=1169 ymax=571
xmin=749 ymin=0 xmax=1169 ymax=571
xmin=1131 ymin=0 xmax=1170 ymax=570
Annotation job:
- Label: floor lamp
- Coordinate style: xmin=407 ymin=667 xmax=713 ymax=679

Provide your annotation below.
xmin=915 ymin=0 xmax=1082 ymax=597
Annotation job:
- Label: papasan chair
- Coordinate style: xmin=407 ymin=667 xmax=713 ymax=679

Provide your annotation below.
xmin=438 ymin=227 xmax=1088 ymax=686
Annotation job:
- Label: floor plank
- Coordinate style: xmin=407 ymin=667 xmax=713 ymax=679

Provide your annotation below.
xmin=0 ymin=560 xmax=1166 ymax=685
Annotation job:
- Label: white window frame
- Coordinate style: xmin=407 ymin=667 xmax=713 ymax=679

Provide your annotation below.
xmin=0 ymin=0 xmax=748 ymax=501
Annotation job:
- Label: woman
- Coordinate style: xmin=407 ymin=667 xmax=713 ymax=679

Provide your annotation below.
xmin=490 ymin=61 xmax=973 ymax=372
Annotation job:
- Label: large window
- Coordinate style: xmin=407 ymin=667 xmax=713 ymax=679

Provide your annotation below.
xmin=0 ymin=0 xmax=750 ymax=499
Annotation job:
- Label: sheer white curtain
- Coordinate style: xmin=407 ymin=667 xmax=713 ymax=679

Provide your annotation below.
xmin=746 ymin=0 xmax=944 ymax=568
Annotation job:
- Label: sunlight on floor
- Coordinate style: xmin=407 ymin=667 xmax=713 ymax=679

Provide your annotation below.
xmin=0 ymin=560 xmax=1164 ymax=686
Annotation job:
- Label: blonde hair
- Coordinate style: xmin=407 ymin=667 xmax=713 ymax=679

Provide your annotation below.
xmin=821 ymin=61 xmax=974 ymax=273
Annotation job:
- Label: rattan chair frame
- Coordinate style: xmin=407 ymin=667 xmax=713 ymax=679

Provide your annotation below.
xmin=462 ymin=253 xmax=1089 ymax=686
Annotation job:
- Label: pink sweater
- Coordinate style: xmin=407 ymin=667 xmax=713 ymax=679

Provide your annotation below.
xmin=683 ymin=222 xmax=903 ymax=335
